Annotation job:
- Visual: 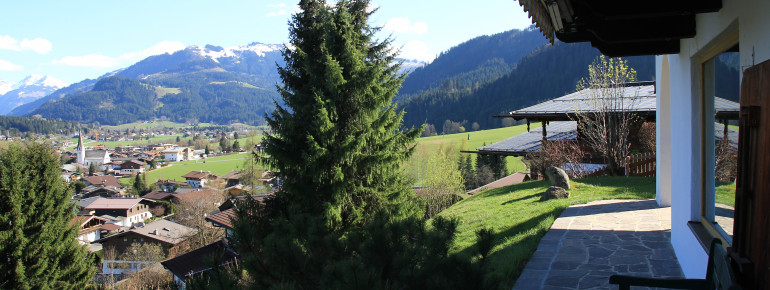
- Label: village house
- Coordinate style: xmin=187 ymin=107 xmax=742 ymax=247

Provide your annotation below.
xmin=475 ymin=82 xmax=739 ymax=176
xmin=182 ymin=171 xmax=218 ymax=188
xmin=97 ymin=219 xmax=197 ymax=258
xmin=119 ymin=160 xmax=145 ymax=175
xmin=515 ymin=0 xmax=770 ymax=287
xmin=71 ymin=214 xmax=109 ymax=244
xmin=82 ymin=175 xmax=123 ymax=188
xmin=83 ymin=198 xmax=153 ymax=227
xmin=163 ymin=147 xmax=194 ymax=162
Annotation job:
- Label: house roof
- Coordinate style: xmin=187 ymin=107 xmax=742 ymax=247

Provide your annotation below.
xmin=121 ymin=160 xmax=145 ymax=168
xmin=101 ymin=223 xmax=121 ymax=231
xmin=98 ymin=219 xmax=197 ymax=245
xmin=162 ymin=147 xmax=188 ymax=153
xmin=143 ymin=191 xmax=174 ymax=201
xmin=153 ymin=180 xmax=189 ymax=186
xmin=221 ymin=170 xmax=242 ymax=180
xmin=475 ymin=121 xmax=739 ymax=156
xmin=84 ymin=150 xmax=109 ymax=159
xmin=516 ymin=0 xmax=722 ymax=56
xmin=81 ymin=185 xmax=122 ymax=195
xmin=496 ymin=83 xmax=740 ymax=121
xmin=82 ymin=175 xmax=122 ymax=188
xmin=476 ymin=121 xmax=578 ymax=156
xmin=161 ymin=239 xmax=238 ymax=279
xmin=77 ymin=196 xmax=101 ymax=209
xmin=83 ymin=198 xmax=145 ymax=210
xmin=182 ymin=171 xmax=217 ymax=180
xmin=206 ymin=208 xmax=236 ymax=229
xmin=172 ymin=188 xmax=220 ymax=204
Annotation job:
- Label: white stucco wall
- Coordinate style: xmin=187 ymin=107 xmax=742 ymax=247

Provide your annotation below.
xmin=659 ymin=0 xmax=770 ymax=278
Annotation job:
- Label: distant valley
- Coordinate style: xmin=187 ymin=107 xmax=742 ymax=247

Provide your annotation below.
xmin=3 ymin=27 xmax=654 ymax=131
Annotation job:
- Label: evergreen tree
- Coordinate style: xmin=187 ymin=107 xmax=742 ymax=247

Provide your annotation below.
xmin=259 ymin=0 xmax=421 ymax=229
xmin=133 ymin=173 xmax=149 ymax=196
xmin=204 ymin=144 xmax=210 ymax=155
xmin=0 ymin=143 xmax=95 ymax=289
xmin=88 ymin=162 xmax=96 ymax=176
xmin=231 ymin=140 xmax=240 ymax=152
xmin=233 ymin=132 xmax=239 ymax=139
xmin=219 ymin=136 xmax=229 ymax=153
xmin=225 ymin=1 xmax=486 ymax=288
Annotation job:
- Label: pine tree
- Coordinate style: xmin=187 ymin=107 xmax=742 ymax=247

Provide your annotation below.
xmin=231 ymin=140 xmax=240 ymax=152
xmin=204 ymin=144 xmax=210 ymax=155
xmin=133 ymin=173 xmax=148 ymax=196
xmin=88 ymin=162 xmax=96 ymax=176
xmin=0 ymin=143 xmax=95 ymax=289
xmin=259 ymin=0 xmax=421 ymax=229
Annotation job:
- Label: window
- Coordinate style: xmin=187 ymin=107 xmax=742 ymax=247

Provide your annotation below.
xmin=701 ymin=40 xmax=740 ymax=245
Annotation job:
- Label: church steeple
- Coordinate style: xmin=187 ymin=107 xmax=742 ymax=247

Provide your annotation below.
xmin=76 ymin=128 xmax=85 ymax=165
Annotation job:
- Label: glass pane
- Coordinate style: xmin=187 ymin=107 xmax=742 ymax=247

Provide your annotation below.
xmin=703 ymin=47 xmax=740 ymax=241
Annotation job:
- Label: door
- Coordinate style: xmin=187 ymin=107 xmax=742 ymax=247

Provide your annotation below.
xmin=731 ymin=58 xmax=770 ymax=289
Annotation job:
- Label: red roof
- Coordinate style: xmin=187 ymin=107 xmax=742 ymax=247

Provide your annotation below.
xmin=101 ymin=223 xmax=121 ymax=231
xmin=172 ymin=188 xmax=220 ymax=204
xmin=206 ymin=209 xmax=236 ymax=229
xmin=82 ymin=175 xmax=122 ymax=188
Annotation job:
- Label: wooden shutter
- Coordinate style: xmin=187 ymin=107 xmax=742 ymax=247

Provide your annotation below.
xmin=731 ymin=59 xmax=770 ymax=289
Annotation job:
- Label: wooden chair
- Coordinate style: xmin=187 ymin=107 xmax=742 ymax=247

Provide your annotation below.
xmin=609 ymin=239 xmax=741 ymax=290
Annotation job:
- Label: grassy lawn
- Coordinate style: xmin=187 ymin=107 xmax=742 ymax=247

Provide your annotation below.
xmin=122 ymin=152 xmax=253 ymax=185
xmin=415 ymin=124 xmax=540 ymax=174
xmin=436 ymin=176 xmax=655 ymax=289
xmin=716 ymin=181 xmax=736 ymax=207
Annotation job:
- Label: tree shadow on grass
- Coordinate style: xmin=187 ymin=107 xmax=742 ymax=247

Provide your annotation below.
xmin=501 ymin=191 xmax=542 ymax=205
xmin=479 ymin=180 xmax=550 ymax=197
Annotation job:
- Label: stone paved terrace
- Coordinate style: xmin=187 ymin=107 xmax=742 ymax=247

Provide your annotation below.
xmin=512 ymin=199 xmax=684 ymax=290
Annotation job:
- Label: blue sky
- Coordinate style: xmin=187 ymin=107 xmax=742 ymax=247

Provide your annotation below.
xmin=0 ymin=0 xmax=534 ymax=84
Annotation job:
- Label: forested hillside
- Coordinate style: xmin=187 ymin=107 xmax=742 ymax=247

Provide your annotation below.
xmin=0 ymin=115 xmax=83 ymax=136
xmin=30 ymin=75 xmax=277 ymax=126
xmin=397 ymin=28 xmax=548 ymax=99
xmin=399 ymin=41 xmax=655 ymax=132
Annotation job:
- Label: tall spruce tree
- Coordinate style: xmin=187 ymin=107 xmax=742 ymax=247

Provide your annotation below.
xmin=260 ymin=0 xmax=421 ymax=229
xmin=0 ymin=143 xmax=95 ymax=289
xmin=221 ymin=1 xmax=487 ymax=288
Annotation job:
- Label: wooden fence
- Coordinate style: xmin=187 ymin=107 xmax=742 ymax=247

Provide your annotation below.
xmin=582 ymin=152 xmax=656 ymax=177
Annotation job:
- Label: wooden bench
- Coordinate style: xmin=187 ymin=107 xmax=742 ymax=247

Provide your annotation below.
xmin=609 ymin=239 xmax=741 ymax=290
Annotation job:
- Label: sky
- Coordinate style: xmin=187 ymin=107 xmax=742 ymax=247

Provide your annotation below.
xmin=0 ymin=0 xmax=534 ymax=85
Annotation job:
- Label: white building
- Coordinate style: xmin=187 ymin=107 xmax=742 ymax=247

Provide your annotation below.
xmin=163 ymin=147 xmax=194 ymax=162
xmin=517 ymin=0 xmax=769 ymax=287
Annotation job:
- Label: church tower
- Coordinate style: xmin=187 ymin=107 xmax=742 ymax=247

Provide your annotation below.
xmin=76 ymin=129 xmax=85 ymax=165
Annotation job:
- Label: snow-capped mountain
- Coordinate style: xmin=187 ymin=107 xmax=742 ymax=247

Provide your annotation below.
xmin=0 ymin=75 xmax=67 ymax=115
xmin=397 ymin=58 xmax=428 ymax=74
xmin=191 ymin=43 xmax=284 ymax=62
xmin=0 ymin=78 xmax=12 ymax=95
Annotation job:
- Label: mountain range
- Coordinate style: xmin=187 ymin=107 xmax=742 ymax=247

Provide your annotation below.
xmin=4 ymin=27 xmax=654 ymax=131
xmin=0 ymin=75 xmax=67 ymax=115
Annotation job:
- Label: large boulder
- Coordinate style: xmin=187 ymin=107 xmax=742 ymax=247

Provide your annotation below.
xmin=545 ymin=166 xmax=570 ymax=189
xmin=540 ymin=186 xmax=570 ymax=201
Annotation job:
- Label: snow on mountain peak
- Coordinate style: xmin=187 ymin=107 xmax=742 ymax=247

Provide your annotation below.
xmin=11 ymin=74 xmax=67 ymax=90
xmin=190 ymin=42 xmax=283 ymax=62
xmin=0 ymin=78 xmax=12 ymax=95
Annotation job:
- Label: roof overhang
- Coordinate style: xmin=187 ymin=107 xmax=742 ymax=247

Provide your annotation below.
xmin=518 ymin=0 xmax=722 ymax=56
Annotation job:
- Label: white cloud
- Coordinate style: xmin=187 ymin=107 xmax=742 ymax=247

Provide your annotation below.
xmin=52 ymin=54 xmax=118 ymax=68
xmin=20 ymin=38 xmax=52 ymax=54
xmin=398 ymin=40 xmax=434 ymax=62
xmin=266 ymin=10 xmax=288 ymax=17
xmin=383 ymin=17 xmax=428 ymax=34
xmin=0 ymin=59 xmax=23 ymax=71
xmin=52 ymin=40 xmax=186 ymax=69
xmin=118 ymin=40 xmax=185 ymax=63
xmin=0 ymin=35 xmax=53 ymax=54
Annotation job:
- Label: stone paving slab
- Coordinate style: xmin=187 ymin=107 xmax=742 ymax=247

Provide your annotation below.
xmin=512 ymin=199 xmax=684 ymax=290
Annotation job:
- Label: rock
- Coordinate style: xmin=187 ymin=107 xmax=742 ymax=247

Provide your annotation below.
xmin=540 ymin=186 xmax=570 ymax=201
xmin=545 ymin=166 xmax=570 ymax=189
